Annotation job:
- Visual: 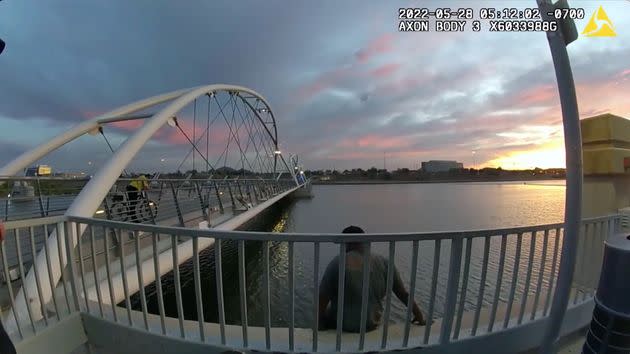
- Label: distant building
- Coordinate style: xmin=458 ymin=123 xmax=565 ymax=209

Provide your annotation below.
xmin=25 ymin=165 xmax=52 ymax=177
xmin=421 ymin=160 xmax=463 ymax=173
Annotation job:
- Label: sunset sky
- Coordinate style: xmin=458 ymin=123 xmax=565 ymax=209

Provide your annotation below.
xmin=1 ymin=1 xmax=630 ymax=172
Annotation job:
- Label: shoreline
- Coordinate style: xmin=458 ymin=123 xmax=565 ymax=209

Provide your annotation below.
xmin=312 ymin=177 xmax=565 ymax=185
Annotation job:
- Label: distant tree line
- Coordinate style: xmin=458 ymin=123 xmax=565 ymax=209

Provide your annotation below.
xmin=304 ymin=167 xmax=565 ymax=183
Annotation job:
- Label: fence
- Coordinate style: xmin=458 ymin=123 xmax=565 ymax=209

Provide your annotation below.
xmin=0 ymin=214 xmax=620 ymax=352
xmin=0 ymin=177 xmax=297 ymax=223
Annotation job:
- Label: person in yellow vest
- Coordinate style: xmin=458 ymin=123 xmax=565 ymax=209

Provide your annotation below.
xmin=126 ymin=175 xmax=149 ymax=222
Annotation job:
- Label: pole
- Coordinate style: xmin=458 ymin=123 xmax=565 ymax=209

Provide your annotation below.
xmin=537 ymin=1 xmax=582 ymax=353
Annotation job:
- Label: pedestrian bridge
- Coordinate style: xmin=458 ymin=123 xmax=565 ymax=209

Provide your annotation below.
xmin=0 ymin=84 xmax=617 ymax=354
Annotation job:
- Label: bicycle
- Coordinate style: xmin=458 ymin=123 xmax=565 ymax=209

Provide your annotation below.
xmin=109 ymin=190 xmax=158 ymax=223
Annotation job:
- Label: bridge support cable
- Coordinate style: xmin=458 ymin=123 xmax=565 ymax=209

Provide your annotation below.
xmin=99 ymin=127 xmax=130 ymax=177
xmin=173 ymin=118 xmax=216 ymax=172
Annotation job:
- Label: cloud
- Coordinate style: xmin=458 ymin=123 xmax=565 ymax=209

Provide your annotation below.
xmin=355 ymin=33 xmax=395 ymax=63
xmin=370 ymin=63 xmax=401 ymax=78
xmin=2 ymin=1 xmax=630 ymax=171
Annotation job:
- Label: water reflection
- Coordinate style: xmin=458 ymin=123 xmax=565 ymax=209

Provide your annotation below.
xmin=131 ymin=182 xmax=566 ymax=328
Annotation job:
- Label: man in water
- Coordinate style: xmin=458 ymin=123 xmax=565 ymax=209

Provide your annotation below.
xmin=318 ymin=225 xmax=426 ymax=332
xmin=0 ymin=222 xmax=17 ymax=354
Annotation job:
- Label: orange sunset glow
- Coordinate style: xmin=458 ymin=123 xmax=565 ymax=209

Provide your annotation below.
xmin=485 ymin=141 xmax=566 ymax=170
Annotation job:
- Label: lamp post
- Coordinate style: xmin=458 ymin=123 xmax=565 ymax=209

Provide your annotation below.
xmin=536 ymin=0 xmax=581 ymax=353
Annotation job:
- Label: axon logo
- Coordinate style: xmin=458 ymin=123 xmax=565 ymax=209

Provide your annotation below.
xmin=582 ymin=5 xmax=616 ymax=37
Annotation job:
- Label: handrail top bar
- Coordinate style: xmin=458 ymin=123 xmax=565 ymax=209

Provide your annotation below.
xmin=3 ymin=215 xmax=66 ymax=229
xmin=0 ymin=176 xmax=290 ymax=182
xmin=61 ymin=214 xmax=619 ymax=243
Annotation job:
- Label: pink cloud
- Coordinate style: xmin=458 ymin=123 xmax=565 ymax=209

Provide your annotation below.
xmin=370 ymin=63 xmax=401 ymax=78
xmin=355 ymin=33 xmax=395 ymax=63
xmin=513 ymin=84 xmax=557 ymax=106
xmin=295 ymin=66 xmax=352 ymax=102
xmin=618 ymin=68 xmax=630 ymax=79
xmin=339 ymin=134 xmax=412 ymax=150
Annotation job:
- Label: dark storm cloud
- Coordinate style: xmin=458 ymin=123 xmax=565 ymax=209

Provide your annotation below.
xmin=1 ymin=1 xmax=630 ymax=170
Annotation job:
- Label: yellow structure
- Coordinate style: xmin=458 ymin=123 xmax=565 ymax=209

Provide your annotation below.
xmin=582 ymin=113 xmax=630 ymax=175
xmin=581 ymin=113 xmax=630 ymax=218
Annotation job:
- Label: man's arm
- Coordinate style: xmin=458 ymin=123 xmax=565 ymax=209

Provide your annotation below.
xmin=392 ymin=267 xmax=426 ymax=325
xmin=0 ymin=222 xmax=5 ymax=242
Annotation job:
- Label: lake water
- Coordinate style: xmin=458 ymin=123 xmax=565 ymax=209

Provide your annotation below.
xmin=134 ymin=181 xmax=566 ymax=328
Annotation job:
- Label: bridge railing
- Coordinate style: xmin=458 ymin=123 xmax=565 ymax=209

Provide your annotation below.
xmin=0 ymin=176 xmax=297 ymax=223
xmin=1 ymin=214 xmax=619 ymax=352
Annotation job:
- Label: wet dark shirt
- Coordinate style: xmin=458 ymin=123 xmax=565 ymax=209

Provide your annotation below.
xmin=320 ymin=251 xmax=402 ymax=332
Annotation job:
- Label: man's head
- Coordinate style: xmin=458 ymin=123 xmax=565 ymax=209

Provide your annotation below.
xmin=342 ymin=225 xmax=366 ymax=252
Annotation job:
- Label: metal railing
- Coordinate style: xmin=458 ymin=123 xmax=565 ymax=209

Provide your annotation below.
xmin=0 ymin=176 xmax=297 ymax=223
xmin=0 ymin=177 xmax=296 ymax=282
xmin=0 ymin=214 xmax=620 ymax=352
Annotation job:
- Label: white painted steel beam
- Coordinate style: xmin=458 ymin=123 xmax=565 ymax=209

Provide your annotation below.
xmin=0 ymin=87 xmax=193 ymax=177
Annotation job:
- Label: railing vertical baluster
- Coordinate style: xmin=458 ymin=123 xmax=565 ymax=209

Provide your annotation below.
xmin=135 ymin=233 xmax=149 ymax=331
xmin=75 ymin=223 xmax=90 ymax=313
xmin=454 ymin=237 xmax=473 ymax=339
xmin=312 ymin=242 xmax=320 ymax=352
xmin=227 ymin=183 xmax=236 ymax=213
xmin=403 ymin=240 xmax=419 ymax=347
xmin=103 ymin=227 xmax=117 ymax=322
xmin=531 ymin=229 xmax=549 ymax=321
xmin=503 ymin=232 xmax=522 ymax=329
xmin=581 ymin=223 xmax=592 ymax=302
xmin=518 ymin=231 xmax=537 ymax=324
xmin=64 ymin=222 xmax=82 ymax=313
xmin=336 ymin=243 xmax=347 ymax=351
xmin=192 ymin=237 xmax=205 ymax=341
xmin=440 ymin=237 xmax=463 ymax=344
xmin=170 ymin=182 xmax=185 ymax=226
xmin=544 ymin=228 xmax=562 ymax=316
xmin=238 ymin=240 xmax=248 ymax=347
xmin=172 ymin=234 xmax=185 ymax=338
xmin=152 ymin=232 xmax=166 ymax=334
xmin=42 ymin=224 xmax=61 ymax=320
xmin=423 ymin=239 xmax=442 ymax=344
xmin=573 ymin=224 xmax=585 ymax=305
xmin=214 ymin=238 xmax=226 ymax=344
xmin=118 ymin=229 xmax=133 ymax=326
xmin=488 ymin=234 xmax=507 ymax=333
xmin=0 ymin=238 xmax=24 ymax=339
xmin=89 ymin=226 xmax=104 ymax=317
xmin=194 ymin=182 xmax=208 ymax=220
xmin=288 ymin=241 xmax=295 ymax=351
xmin=247 ymin=183 xmax=255 ymax=205
xmin=214 ymin=183 xmax=224 ymax=215
xmin=29 ymin=226 xmax=48 ymax=325
xmin=471 ymin=235 xmax=490 ymax=336
xmin=237 ymin=180 xmax=244 ymax=200
xmin=56 ymin=222 xmax=72 ymax=313
xmin=381 ymin=241 xmax=396 ymax=349
xmin=263 ymin=240 xmax=271 ymax=350
xmin=359 ymin=242 xmax=372 ymax=350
